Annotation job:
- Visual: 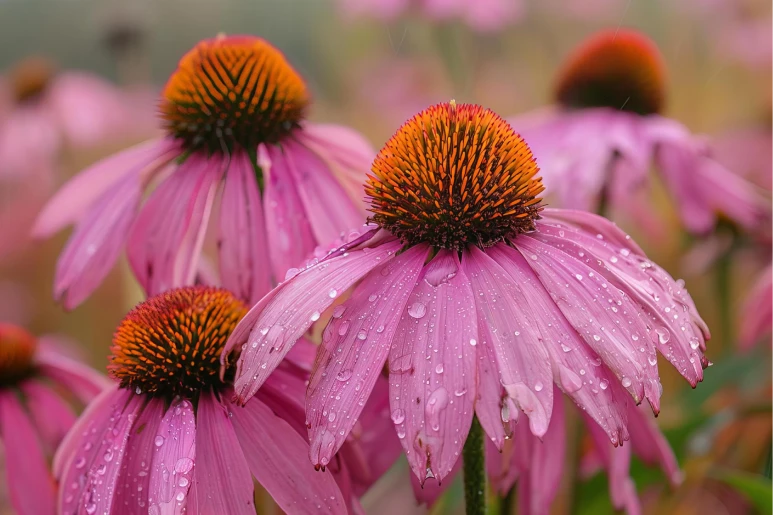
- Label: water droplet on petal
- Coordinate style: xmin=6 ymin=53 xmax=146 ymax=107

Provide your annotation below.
xmin=310 ymin=311 xmax=320 ymax=322
xmin=408 ymin=302 xmax=427 ymax=319
xmin=336 ymin=370 xmax=353 ymax=382
xmin=621 ymin=377 xmax=632 ymax=388
xmin=332 ymin=305 xmax=346 ymax=318
xmin=154 ymin=435 xmax=165 ymax=447
xmin=469 ymin=338 xmax=477 ymax=346
xmin=391 ymin=409 xmax=406 ymax=424
xmin=338 ymin=321 xmax=350 ymax=336
xmin=599 ymin=379 xmax=609 ymax=390
xmin=328 ymin=289 xmax=338 ymax=299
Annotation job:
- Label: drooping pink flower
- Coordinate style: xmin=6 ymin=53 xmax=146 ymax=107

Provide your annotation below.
xmin=738 ymin=265 xmax=772 ymax=350
xmin=508 ymin=29 xmax=769 ymax=235
xmin=337 ymin=0 xmax=524 ymax=32
xmin=33 ymin=35 xmax=371 ymax=309
xmin=222 ymin=102 xmax=710 ymax=488
xmin=0 ymin=322 xmax=109 ymax=515
xmin=55 ymin=286 xmax=350 ymax=514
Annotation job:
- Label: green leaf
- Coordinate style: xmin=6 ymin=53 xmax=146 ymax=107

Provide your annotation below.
xmin=711 ymin=468 xmax=773 ymax=514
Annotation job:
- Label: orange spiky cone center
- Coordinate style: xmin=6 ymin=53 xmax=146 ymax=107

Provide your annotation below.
xmin=555 ymin=29 xmax=667 ymax=116
xmin=0 ymin=323 xmax=37 ymax=385
xmin=109 ymin=286 xmax=248 ymax=397
xmin=160 ymin=35 xmax=309 ymax=153
xmin=366 ymin=102 xmax=544 ymax=250
xmin=9 ymin=57 xmax=55 ymax=103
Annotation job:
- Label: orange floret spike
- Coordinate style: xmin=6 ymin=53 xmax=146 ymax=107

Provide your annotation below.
xmin=555 ymin=29 xmax=667 ymax=115
xmin=109 ymin=286 xmax=248 ymax=397
xmin=0 ymin=323 xmax=37 ymax=385
xmin=160 ymin=35 xmax=309 ymax=152
xmin=366 ymin=102 xmax=543 ymax=250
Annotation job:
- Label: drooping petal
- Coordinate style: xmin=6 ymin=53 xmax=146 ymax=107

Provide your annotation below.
xmin=739 ymin=266 xmax=772 ymax=350
xmin=112 ymin=398 xmax=166 ymax=515
xmin=514 ymin=235 xmax=661 ymax=410
xmin=35 ymin=338 xmax=111 ymax=404
xmin=487 ymin=245 xmax=629 ymax=444
xmin=0 ymin=389 xmax=55 ymax=515
xmin=148 ymin=397 xmax=197 ymax=515
xmin=127 ymin=153 xmax=224 ymax=295
xmin=462 ymin=246 xmax=553 ymax=437
xmin=19 ymin=379 xmax=76 ymax=455
xmin=282 ymin=139 xmax=365 ymax=247
xmin=475 ymin=324 xmax=516 ymax=449
xmin=190 ymin=391 xmax=254 ymax=515
xmin=410 ymin=458 xmax=460 ymax=506
xmin=64 ymin=392 xmax=143 ymax=515
xmin=516 ymin=386 xmax=566 ymax=515
xmin=218 ymin=149 xmax=273 ymax=304
xmin=228 ymin=238 xmax=402 ymax=404
xmin=227 ymin=395 xmax=346 ymax=514
xmin=307 ymin=244 xmax=429 ymax=468
xmin=263 ymin=144 xmax=317 ymax=280
xmin=389 ymin=251 xmax=477 ymax=483
xmin=53 ymin=172 xmax=140 ymax=308
xmin=32 ymin=138 xmax=177 ymax=237
xmin=537 ymin=212 xmax=709 ymax=386
xmin=626 ymin=403 xmax=682 ymax=487
xmin=487 ymin=437 xmax=518 ymax=495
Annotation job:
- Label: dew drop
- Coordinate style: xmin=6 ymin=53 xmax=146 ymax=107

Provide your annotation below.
xmin=621 ymin=377 xmax=632 ymax=388
xmin=332 ymin=305 xmax=346 ymax=319
xmin=154 ymin=435 xmax=165 ymax=447
xmin=534 ymin=382 xmax=544 ymax=392
xmin=310 ymin=311 xmax=321 ymax=322
xmin=328 ymin=289 xmax=338 ymax=299
xmin=599 ymin=379 xmax=609 ymax=390
xmin=435 ymin=364 xmax=444 ymax=374
xmin=336 ymin=370 xmax=353 ymax=382
xmin=469 ymin=338 xmax=477 ymax=346
xmin=408 ymin=302 xmax=427 ymax=319
xmin=338 ymin=321 xmax=350 ymax=336
xmin=391 ymin=409 xmax=406 ymax=424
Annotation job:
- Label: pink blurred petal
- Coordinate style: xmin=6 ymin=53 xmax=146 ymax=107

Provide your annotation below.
xmin=32 ymin=138 xmax=177 ymax=237
xmin=53 ymin=172 xmax=140 ymax=309
xmin=307 ymin=244 xmax=428 ymax=468
xmin=627 ymin=404 xmax=683 ymax=487
xmin=190 ymin=391 xmax=254 ymax=514
xmin=263 ymin=143 xmax=317 ymax=280
xmin=487 ymin=437 xmax=519 ymax=495
xmin=35 ymin=337 xmax=111 ymax=404
xmin=228 ymin=238 xmax=402 ymax=404
xmin=128 ymin=153 xmax=224 ymax=295
xmin=0 ymin=389 xmax=56 ymax=515
xmin=0 ymin=106 xmax=59 ymax=180
xmin=513 ymin=236 xmax=660 ymax=408
xmin=487 ymin=245 xmax=629 ymax=444
xmin=462 ymin=0 xmax=524 ymax=32
xmin=218 ymin=150 xmax=272 ymax=305
xmin=148 ymin=397 xmax=196 ymax=515
xmin=19 ymin=379 xmax=76 ymax=455
xmin=228 ymin=395 xmax=346 ymax=514
xmin=112 ymin=398 xmax=166 ymax=514
xmin=462 ymin=246 xmax=553 ymax=437
xmin=389 ymin=251 xmax=477 ymax=483
xmin=283 ymin=139 xmax=365 ymax=246
xmin=739 ymin=265 xmax=772 ymax=350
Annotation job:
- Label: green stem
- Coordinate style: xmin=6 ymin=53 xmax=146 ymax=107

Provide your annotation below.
xmin=463 ymin=416 xmax=486 ymax=515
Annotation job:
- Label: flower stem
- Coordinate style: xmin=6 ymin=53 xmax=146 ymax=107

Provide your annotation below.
xmin=463 ymin=416 xmax=486 ymax=515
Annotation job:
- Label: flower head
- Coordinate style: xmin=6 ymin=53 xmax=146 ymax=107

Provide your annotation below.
xmin=224 ymin=102 xmax=710 ymax=483
xmin=34 ymin=34 xmax=371 ymax=309
xmin=509 ymin=29 xmax=770 ymax=234
xmin=0 ymin=323 xmax=108 ymax=515
xmin=56 ymin=286 xmax=350 ymax=514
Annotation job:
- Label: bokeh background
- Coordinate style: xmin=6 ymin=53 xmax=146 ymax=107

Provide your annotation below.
xmin=0 ymin=0 xmax=770 ymax=513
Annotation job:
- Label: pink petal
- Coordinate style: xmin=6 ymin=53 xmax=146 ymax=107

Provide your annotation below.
xmin=296 ymin=123 xmax=372 ymax=205
xmin=487 ymin=245 xmax=629 ymax=445
xmin=389 ymin=251 xmax=477 ymax=483
xmin=462 ymin=246 xmax=553 ymax=437
xmin=739 ymin=266 xmax=772 ymax=350
xmin=487 ymin=437 xmax=519 ymax=495
xmin=475 ymin=328 xmax=518 ymax=449
xmin=227 ymin=395 xmax=346 ymax=514
xmin=0 ymin=389 xmax=56 ymax=515
xmin=282 ymin=139 xmax=365 ymax=247
xmin=263 ymin=143 xmax=317 ymax=280
xmin=127 ymin=153 xmax=224 ymax=295
xmin=190 ymin=391 xmax=254 ymax=515
xmin=19 ymin=379 xmax=76 ymax=455
xmin=35 ymin=338 xmax=111 ymax=404
xmin=514 ymin=235 xmax=661 ymax=409
xmin=537 ymin=213 xmax=709 ymax=385
xmin=218 ymin=150 xmax=272 ymax=305
xmin=62 ymin=391 xmax=143 ymax=514
xmin=32 ymin=138 xmax=176 ymax=237
xmin=228 ymin=238 xmax=402 ymax=404
xmin=148 ymin=397 xmax=197 ymax=515
xmin=112 ymin=398 xmax=166 ymax=515
xmin=307 ymin=244 xmax=429 ymax=468
xmin=409 ymin=458 xmax=459 ymax=505
xmin=53 ymin=172 xmax=140 ymax=309
xmin=626 ymin=404 xmax=683 ymax=487
xmin=516 ymin=385 xmax=566 ymax=515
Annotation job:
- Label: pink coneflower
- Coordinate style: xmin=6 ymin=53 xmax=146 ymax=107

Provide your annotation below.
xmin=33 ymin=35 xmax=371 ymax=309
xmin=509 ymin=29 xmax=769 ymax=235
xmin=222 ymin=102 xmax=710 ymax=490
xmin=0 ymin=322 xmax=108 ymax=515
xmin=337 ymin=0 xmax=524 ymax=32
xmin=55 ymin=286 xmax=349 ymax=514
xmin=738 ymin=265 xmax=772 ymax=350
